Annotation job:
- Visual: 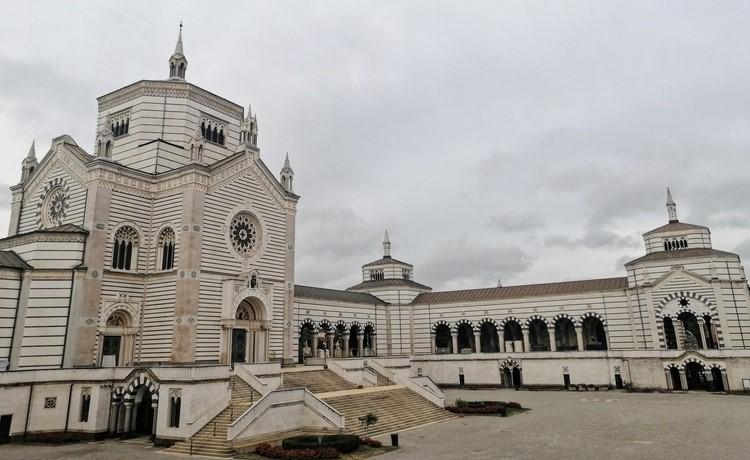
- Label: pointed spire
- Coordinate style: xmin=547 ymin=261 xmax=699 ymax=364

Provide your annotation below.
xmin=173 ymin=21 xmax=184 ymax=57
xmin=246 ymin=105 xmax=253 ymax=121
xmin=168 ymin=22 xmax=188 ymax=80
xmin=280 ymin=153 xmax=294 ymax=192
xmin=283 ymin=152 xmax=291 ymax=169
xmin=27 ymin=140 xmax=36 ymax=159
xmin=383 ymin=230 xmax=391 ymax=257
xmin=666 ymin=187 xmax=678 ymax=223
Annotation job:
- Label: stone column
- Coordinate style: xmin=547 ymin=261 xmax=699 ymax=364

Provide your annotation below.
xmin=357 ymin=333 xmax=364 ymax=357
xmin=498 ymin=334 xmax=505 ymax=353
xmin=108 ymin=401 xmax=119 ymax=434
xmin=312 ymin=332 xmax=318 ymax=357
xmin=65 ymin=182 xmax=112 ymax=367
xmin=664 ymin=370 xmax=673 ymax=390
xmin=549 ymin=333 xmax=557 ymax=352
xmin=328 ymin=333 xmax=335 ymax=358
xmin=679 ymin=370 xmax=688 ymax=390
xmin=151 ymin=402 xmax=159 ymax=437
xmin=721 ymin=370 xmax=730 ymax=392
xmin=122 ymin=402 xmax=133 ymax=434
xmin=696 ymin=318 xmax=708 ymax=349
xmin=522 ymin=327 xmax=530 ymax=352
xmin=245 ymin=330 xmax=252 ymax=363
xmin=451 ymin=331 xmax=459 ymax=354
xmin=172 ymin=186 xmax=206 ymax=363
xmin=130 ymin=403 xmax=138 ymax=432
xmin=372 ymin=333 xmax=378 ymax=356
xmin=473 ymin=330 xmax=482 ymax=353
xmin=674 ymin=321 xmax=684 ymax=350
xmin=575 ymin=326 xmax=584 ymax=351
xmin=343 ymin=332 xmax=350 ymax=357
xmin=429 ymin=331 xmax=436 ymax=354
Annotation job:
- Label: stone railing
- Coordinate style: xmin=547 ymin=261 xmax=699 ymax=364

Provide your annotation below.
xmin=227 ymin=387 xmax=343 ymax=441
xmin=409 ymin=376 xmax=445 ymax=406
xmin=184 ymin=389 xmax=231 ymax=438
xmin=326 ymin=358 xmax=366 ymax=386
xmin=368 ymin=358 xmax=445 ymax=407
xmin=234 ymin=364 xmax=269 ymax=395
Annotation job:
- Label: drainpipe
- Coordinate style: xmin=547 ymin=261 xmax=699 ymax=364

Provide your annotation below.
xmin=23 ymin=383 xmax=33 ymax=440
xmin=64 ymin=383 xmax=74 ymax=434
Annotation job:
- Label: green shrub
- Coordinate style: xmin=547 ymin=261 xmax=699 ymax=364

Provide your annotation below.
xmin=282 ymin=435 xmax=360 ymax=454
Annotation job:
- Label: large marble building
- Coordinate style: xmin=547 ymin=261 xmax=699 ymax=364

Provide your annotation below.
xmin=1 ymin=29 xmax=749 ymax=448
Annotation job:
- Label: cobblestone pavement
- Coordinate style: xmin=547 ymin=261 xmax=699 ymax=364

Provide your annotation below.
xmin=377 ymin=389 xmax=750 ymax=460
xmin=1 ymin=389 xmax=748 ymax=459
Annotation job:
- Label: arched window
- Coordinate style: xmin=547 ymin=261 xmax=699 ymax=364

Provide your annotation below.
xmin=170 ymin=63 xmax=176 ymax=78
xmin=212 ymin=126 xmax=218 ymax=143
xmin=105 ymin=140 xmax=112 ymax=157
xmin=201 ymin=122 xmax=206 ymax=137
xmin=218 ymin=129 xmax=225 ymax=145
xmin=528 ymin=319 xmax=550 ymax=351
xmin=157 ymin=228 xmax=176 ymax=270
xmin=664 ymin=318 xmax=678 ymax=349
xmin=678 ymin=312 xmax=703 ymax=349
xmin=456 ymin=322 xmax=475 ymax=353
xmin=554 ymin=318 xmax=578 ymax=351
xmin=178 ymin=63 xmax=185 ymax=78
xmin=582 ymin=316 xmax=607 ymax=350
xmin=434 ymin=324 xmax=452 ymax=354
xmin=503 ymin=321 xmax=523 ymax=351
xmin=169 ymin=396 xmax=181 ymax=428
xmin=479 ymin=321 xmax=500 ymax=353
xmin=112 ymin=226 xmax=139 ymax=270
xmin=79 ymin=389 xmax=91 ymax=422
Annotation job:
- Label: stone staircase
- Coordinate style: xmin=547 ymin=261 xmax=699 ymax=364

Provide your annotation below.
xmin=321 ymin=386 xmax=457 ymax=438
xmin=280 ymin=368 xmax=359 ymax=394
xmin=367 ymin=367 xmax=394 ymax=386
xmin=167 ymin=375 xmax=261 ymax=458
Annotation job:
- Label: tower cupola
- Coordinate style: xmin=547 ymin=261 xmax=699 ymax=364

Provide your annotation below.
xmin=168 ymin=22 xmax=188 ymax=80
xmin=20 ymin=140 xmax=38 ymax=182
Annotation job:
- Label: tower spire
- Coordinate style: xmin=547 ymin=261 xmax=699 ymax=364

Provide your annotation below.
xmin=21 ymin=140 xmax=38 ymax=182
xmin=168 ymin=22 xmax=188 ymax=80
xmin=27 ymin=140 xmax=36 ymax=159
xmin=383 ymin=230 xmax=391 ymax=257
xmin=666 ymin=187 xmax=678 ymax=223
xmin=280 ymin=153 xmax=294 ymax=192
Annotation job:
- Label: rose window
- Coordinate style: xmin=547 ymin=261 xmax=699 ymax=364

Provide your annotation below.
xmin=678 ymin=297 xmax=690 ymax=308
xmin=43 ymin=187 xmax=69 ymax=227
xmin=229 ymin=213 xmax=260 ymax=256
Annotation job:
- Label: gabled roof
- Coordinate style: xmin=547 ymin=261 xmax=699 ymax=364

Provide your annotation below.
xmin=643 ymin=222 xmax=708 ymax=236
xmin=294 ymin=285 xmax=387 ymax=305
xmin=362 ymin=256 xmax=413 ymax=268
xmin=410 ymin=277 xmax=628 ymax=305
xmin=0 ymin=251 xmax=31 ymax=269
xmin=43 ymin=224 xmax=88 ymax=233
xmin=347 ymin=278 xmax=432 ymax=291
xmin=625 ymin=248 xmax=738 ymax=266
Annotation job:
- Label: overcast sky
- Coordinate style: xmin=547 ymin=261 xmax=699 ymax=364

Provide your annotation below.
xmin=1 ymin=1 xmax=749 ymax=291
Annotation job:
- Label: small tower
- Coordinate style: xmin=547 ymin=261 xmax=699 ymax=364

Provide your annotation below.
xmin=280 ymin=153 xmax=294 ymax=193
xmin=383 ymin=230 xmax=391 ymax=258
xmin=168 ymin=22 xmax=188 ymax=80
xmin=666 ymin=187 xmax=678 ymax=223
xmin=21 ymin=141 xmax=38 ymax=182
xmin=240 ymin=106 xmax=258 ymax=147
xmin=95 ymin=114 xmax=115 ymax=158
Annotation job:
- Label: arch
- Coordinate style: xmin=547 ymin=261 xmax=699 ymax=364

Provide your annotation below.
xmin=218 ymin=129 xmax=225 ymax=145
xmin=433 ymin=320 xmax=452 ymax=354
xmin=553 ymin=315 xmax=578 ymax=351
xmin=157 ymin=227 xmax=176 ymax=271
xmin=120 ymin=373 xmax=159 ymax=436
xmin=298 ymin=319 xmax=316 ymax=363
xmin=527 ymin=316 xmax=550 ymax=352
xmin=664 ymin=363 xmax=683 ymax=390
xmin=478 ymin=318 xmax=500 ymax=353
xmin=112 ymin=225 xmax=140 ymax=271
xmin=677 ymin=311 xmax=703 ymax=349
xmin=235 ymin=298 xmax=261 ymax=321
xmin=212 ymin=126 xmax=219 ymax=143
xmin=581 ymin=315 xmax=607 ymax=350
xmin=656 ymin=291 xmax=714 ymax=314
xmin=499 ymin=358 xmax=522 ymax=388
xmin=454 ymin=319 xmax=475 ymax=353
xmin=683 ymin=360 xmax=708 ymax=391
xmin=363 ymin=322 xmax=376 ymax=356
xmin=500 ymin=317 xmax=523 ymax=351
xmin=349 ymin=322 xmax=362 ymax=357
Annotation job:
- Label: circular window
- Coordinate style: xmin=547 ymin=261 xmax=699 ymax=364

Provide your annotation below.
xmin=229 ymin=212 xmax=260 ymax=257
xmin=43 ymin=186 xmax=69 ymax=227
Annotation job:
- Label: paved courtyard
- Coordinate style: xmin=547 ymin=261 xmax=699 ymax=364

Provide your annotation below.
xmin=0 ymin=390 xmax=748 ymax=459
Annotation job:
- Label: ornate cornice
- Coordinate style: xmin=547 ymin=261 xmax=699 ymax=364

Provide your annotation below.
xmin=0 ymin=231 xmax=87 ymax=250
xmin=97 ymin=80 xmax=243 ymax=120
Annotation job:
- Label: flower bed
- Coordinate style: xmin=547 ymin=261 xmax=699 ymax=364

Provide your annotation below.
xmin=360 ymin=437 xmax=382 ymax=448
xmin=255 ymin=443 xmax=340 ymax=459
xmin=445 ymin=399 xmax=523 ymax=416
xmin=282 ymin=435 xmax=360 ymax=454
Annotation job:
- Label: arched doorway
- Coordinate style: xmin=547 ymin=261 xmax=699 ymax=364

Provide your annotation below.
xmin=710 ymin=367 xmax=725 ymax=391
xmin=528 ymin=319 xmax=550 ymax=351
xmin=669 ymin=366 xmax=682 ymax=390
xmin=132 ymin=386 xmax=154 ymax=435
xmin=456 ymin=322 xmax=475 ymax=353
xmin=685 ymin=362 xmax=708 ymax=390
xmin=503 ymin=320 xmax=523 ymax=352
xmin=554 ymin=318 xmax=577 ymax=351
xmin=500 ymin=360 xmax=522 ymax=389
xmin=434 ymin=323 xmax=452 ymax=354
xmin=582 ymin=316 xmax=607 ymax=350
xmin=109 ymin=375 xmax=159 ymax=439
xmin=664 ymin=318 xmax=678 ymax=349
xmin=223 ymin=297 xmax=269 ymax=364
xmin=479 ymin=321 xmax=500 ymax=353
xmin=298 ymin=321 xmax=315 ymax=363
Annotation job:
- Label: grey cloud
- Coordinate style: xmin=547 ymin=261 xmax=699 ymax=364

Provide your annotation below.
xmin=486 ymin=212 xmax=546 ymax=233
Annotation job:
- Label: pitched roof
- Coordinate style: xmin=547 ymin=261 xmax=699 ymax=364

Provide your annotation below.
xmin=0 ymin=251 xmax=30 ymax=269
xmin=294 ymin=285 xmax=386 ymax=305
xmin=411 ymin=277 xmax=628 ymax=305
xmin=362 ymin=256 xmax=413 ymax=268
xmin=625 ymin=248 xmax=738 ymax=266
xmin=347 ymin=278 xmax=432 ymax=291
xmin=643 ymin=222 xmax=708 ymax=236
xmin=44 ymin=224 xmax=88 ymax=233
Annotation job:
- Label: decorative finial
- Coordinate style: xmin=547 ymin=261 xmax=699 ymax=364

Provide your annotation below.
xmin=284 ymin=152 xmax=291 ymax=168
xmin=168 ymin=22 xmax=187 ymax=79
xmin=666 ymin=187 xmax=678 ymax=223
xmin=383 ymin=230 xmax=391 ymax=257
xmin=27 ymin=140 xmax=36 ymax=159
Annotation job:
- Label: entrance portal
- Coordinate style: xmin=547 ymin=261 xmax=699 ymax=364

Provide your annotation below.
xmin=685 ymin=362 xmax=707 ymax=390
xmin=133 ymin=388 xmax=154 ymax=436
xmin=232 ymin=328 xmax=246 ymax=363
